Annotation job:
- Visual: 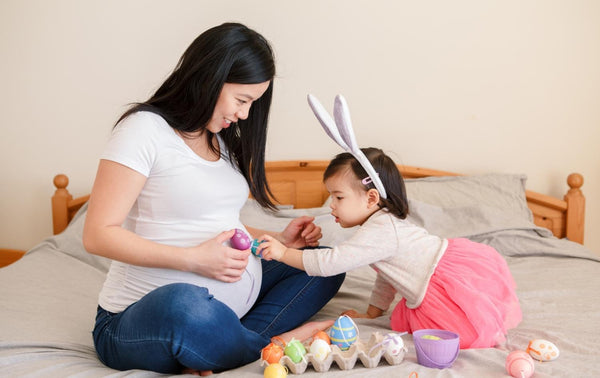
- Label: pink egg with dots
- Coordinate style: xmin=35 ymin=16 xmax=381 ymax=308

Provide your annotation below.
xmin=231 ymin=228 xmax=251 ymax=250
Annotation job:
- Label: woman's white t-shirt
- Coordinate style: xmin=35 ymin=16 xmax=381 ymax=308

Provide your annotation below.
xmin=97 ymin=111 xmax=261 ymax=317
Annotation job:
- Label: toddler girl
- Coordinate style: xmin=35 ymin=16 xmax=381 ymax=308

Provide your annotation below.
xmin=259 ymin=147 xmax=522 ymax=349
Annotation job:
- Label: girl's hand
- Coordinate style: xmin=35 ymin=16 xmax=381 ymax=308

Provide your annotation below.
xmin=341 ymin=309 xmax=373 ymax=319
xmin=256 ymin=234 xmax=288 ymax=261
xmin=280 ymin=216 xmax=322 ymax=248
xmin=184 ymin=230 xmax=250 ymax=283
xmin=342 ymin=305 xmax=384 ymax=319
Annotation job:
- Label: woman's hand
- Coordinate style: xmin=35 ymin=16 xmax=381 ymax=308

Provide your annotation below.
xmin=280 ymin=216 xmax=322 ymax=248
xmin=184 ymin=230 xmax=251 ymax=283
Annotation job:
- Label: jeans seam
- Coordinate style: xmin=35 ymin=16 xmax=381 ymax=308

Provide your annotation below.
xmin=260 ymin=275 xmax=317 ymax=336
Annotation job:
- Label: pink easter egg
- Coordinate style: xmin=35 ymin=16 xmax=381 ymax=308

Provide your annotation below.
xmin=231 ymin=229 xmax=251 ymax=250
xmin=506 ymin=350 xmax=535 ymax=378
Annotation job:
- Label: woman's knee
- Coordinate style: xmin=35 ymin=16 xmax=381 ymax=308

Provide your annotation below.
xmin=321 ymin=272 xmax=346 ymax=295
xmin=154 ymin=283 xmax=234 ymax=326
xmin=155 ymin=282 xmax=211 ymax=303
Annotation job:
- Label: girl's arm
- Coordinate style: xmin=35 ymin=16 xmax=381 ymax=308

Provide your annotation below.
xmin=83 ymin=159 xmax=250 ymax=283
xmin=261 ymin=233 xmax=387 ymax=319
xmin=343 ymin=273 xmax=396 ymax=319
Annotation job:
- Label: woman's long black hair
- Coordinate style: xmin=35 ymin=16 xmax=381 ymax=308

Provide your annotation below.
xmin=116 ymin=22 xmax=277 ymax=208
xmin=323 ymin=148 xmax=409 ymax=219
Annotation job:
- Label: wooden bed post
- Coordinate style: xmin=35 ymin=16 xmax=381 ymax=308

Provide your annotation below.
xmin=52 ymin=174 xmax=72 ymax=235
xmin=564 ymin=173 xmax=585 ymax=244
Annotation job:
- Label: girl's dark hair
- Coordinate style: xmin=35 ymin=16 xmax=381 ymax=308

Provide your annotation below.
xmin=116 ymin=22 xmax=277 ymax=208
xmin=323 ymin=148 xmax=409 ymax=219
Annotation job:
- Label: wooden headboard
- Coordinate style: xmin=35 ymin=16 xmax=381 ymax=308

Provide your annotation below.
xmin=52 ymin=160 xmax=585 ymax=244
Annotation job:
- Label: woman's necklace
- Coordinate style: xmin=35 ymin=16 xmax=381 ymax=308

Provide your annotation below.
xmin=176 ymin=130 xmax=220 ymax=161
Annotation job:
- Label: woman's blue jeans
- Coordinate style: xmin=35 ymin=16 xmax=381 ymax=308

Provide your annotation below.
xmin=92 ymin=259 xmax=345 ymax=373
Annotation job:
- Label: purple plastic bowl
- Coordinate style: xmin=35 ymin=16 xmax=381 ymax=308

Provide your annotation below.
xmin=413 ymin=329 xmax=460 ymax=369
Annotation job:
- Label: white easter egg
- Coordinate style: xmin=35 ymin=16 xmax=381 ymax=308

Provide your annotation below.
xmin=383 ymin=333 xmax=405 ymax=356
xmin=309 ymin=339 xmax=331 ymax=361
xmin=526 ymin=339 xmax=559 ymax=361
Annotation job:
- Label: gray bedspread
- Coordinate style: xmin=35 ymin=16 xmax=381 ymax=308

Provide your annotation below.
xmin=2 ymin=184 xmax=599 ymax=377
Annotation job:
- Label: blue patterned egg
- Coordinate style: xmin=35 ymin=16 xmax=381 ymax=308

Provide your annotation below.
xmin=250 ymin=239 xmax=265 ymax=257
xmin=328 ymin=315 xmax=357 ymax=350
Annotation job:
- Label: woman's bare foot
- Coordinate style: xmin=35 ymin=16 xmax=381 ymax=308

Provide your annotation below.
xmin=181 ymin=367 xmax=212 ymax=376
xmin=180 ymin=321 xmax=334 ymax=375
xmin=276 ymin=319 xmax=335 ymax=344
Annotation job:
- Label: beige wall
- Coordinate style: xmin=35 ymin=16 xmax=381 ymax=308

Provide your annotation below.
xmin=1 ymin=0 xmax=599 ymax=255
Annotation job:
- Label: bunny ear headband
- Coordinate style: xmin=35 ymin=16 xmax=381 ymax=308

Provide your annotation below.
xmin=307 ymin=94 xmax=387 ymax=199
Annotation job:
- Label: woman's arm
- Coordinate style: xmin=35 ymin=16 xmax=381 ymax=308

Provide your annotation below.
xmin=246 ymin=215 xmax=322 ymax=248
xmin=244 ymin=226 xmax=280 ymax=241
xmin=83 ymin=159 xmax=250 ymax=282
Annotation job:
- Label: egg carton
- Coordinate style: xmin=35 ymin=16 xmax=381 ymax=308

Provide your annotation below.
xmin=277 ymin=332 xmax=406 ymax=374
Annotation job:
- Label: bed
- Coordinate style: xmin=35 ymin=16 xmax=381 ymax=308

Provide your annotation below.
xmin=1 ymin=160 xmax=598 ymax=377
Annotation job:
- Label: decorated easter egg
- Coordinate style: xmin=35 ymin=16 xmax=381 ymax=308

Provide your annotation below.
xmin=526 ymin=339 xmax=559 ymax=361
xmin=250 ymin=239 xmax=265 ymax=257
xmin=284 ymin=338 xmax=306 ymax=363
xmin=309 ymin=338 xmax=331 ymax=361
xmin=328 ymin=315 xmax=358 ymax=351
xmin=263 ymin=362 xmax=287 ymax=378
xmin=261 ymin=342 xmax=284 ymax=364
xmin=313 ymin=330 xmax=331 ymax=344
xmin=383 ymin=333 xmax=405 ymax=356
xmin=421 ymin=334 xmax=441 ymax=340
xmin=230 ymin=229 xmax=251 ymax=250
xmin=506 ymin=350 xmax=535 ymax=378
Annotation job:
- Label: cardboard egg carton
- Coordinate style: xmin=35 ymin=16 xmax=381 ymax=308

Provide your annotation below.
xmin=278 ymin=332 xmax=406 ymax=374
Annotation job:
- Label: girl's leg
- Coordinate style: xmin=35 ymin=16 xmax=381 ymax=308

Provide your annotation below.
xmin=93 ymin=283 xmax=269 ymax=373
xmin=241 ymin=259 xmax=345 ymax=338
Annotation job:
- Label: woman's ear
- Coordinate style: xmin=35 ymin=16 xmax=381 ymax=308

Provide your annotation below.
xmin=366 ymin=188 xmax=380 ymax=209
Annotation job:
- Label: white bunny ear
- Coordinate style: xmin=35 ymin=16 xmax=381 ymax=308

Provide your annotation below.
xmin=307 ymin=94 xmax=349 ymax=150
xmin=308 ymin=93 xmax=387 ymax=199
xmin=333 ymin=95 xmax=360 ymax=152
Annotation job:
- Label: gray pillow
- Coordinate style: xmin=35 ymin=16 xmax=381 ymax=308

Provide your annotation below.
xmin=242 ymin=174 xmax=536 ymax=246
xmin=240 ymin=174 xmax=597 ymax=262
xmin=28 ymin=203 xmax=112 ymax=273
xmin=404 ymin=174 xmax=536 ymax=238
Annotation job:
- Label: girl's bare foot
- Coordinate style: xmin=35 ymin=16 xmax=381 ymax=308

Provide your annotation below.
xmin=276 ymin=319 xmax=335 ymax=343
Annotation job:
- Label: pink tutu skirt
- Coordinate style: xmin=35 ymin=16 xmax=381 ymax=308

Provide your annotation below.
xmin=390 ymin=238 xmax=522 ymax=349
